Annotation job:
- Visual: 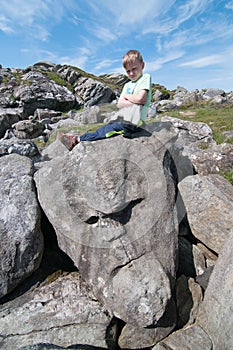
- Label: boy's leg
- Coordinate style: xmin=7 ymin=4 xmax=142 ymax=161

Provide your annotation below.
xmin=80 ymin=122 xmax=125 ymax=141
xmin=58 ymin=122 xmax=126 ymax=150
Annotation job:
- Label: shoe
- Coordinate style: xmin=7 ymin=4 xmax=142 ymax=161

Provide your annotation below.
xmin=57 ymin=131 xmax=80 ymax=151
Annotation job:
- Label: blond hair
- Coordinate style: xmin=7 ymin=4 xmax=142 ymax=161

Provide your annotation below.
xmin=122 ymin=50 xmax=144 ymax=68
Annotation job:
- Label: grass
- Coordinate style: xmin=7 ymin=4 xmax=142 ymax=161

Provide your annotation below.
xmin=46 ymin=72 xmax=73 ymax=92
xmin=160 ymin=102 xmax=233 ymax=145
xmin=221 ymin=167 xmax=233 ymax=185
xmin=159 ymin=102 xmax=233 ymax=184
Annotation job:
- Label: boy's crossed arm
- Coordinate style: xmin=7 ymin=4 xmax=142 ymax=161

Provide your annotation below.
xmin=117 ymin=89 xmax=147 ymax=109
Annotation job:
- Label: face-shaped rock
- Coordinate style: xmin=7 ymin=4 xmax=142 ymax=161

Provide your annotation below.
xmin=35 ymin=130 xmax=178 ymax=327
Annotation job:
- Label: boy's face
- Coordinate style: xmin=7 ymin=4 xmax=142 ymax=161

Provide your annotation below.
xmin=124 ymin=58 xmax=144 ymax=82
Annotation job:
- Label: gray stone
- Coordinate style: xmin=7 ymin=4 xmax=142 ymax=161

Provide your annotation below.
xmin=203 ymin=88 xmax=225 ymax=99
xmin=0 ymin=107 xmax=23 ymax=138
xmin=56 ymin=65 xmax=82 ymax=85
xmin=13 ymin=71 xmax=77 ymax=116
xmin=161 ymin=116 xmax=214 ymax=147
xmin=152 ymin=325 xmax=212 ymax=350
xmin=34 ymin=108 xmax=62 ymax=121
xmin=0 ymin=272 xmax=116 ymax=349
xmin=12 ymin=119 xmax=45 ymax=139
xmin=183 ymin=143 xmax=233 ymax=175
xmin=0 ymin=139 xmax=40 ymax=158
xmin=118 ymin=298 xmax=176 ymax=349
xmin=174 ymin=89 xmax=203 ymax=105
xmin=35 ymin=130 xmax=179 ymax=327
xmin=178 ymin=174 xmax=233 ymax=253
xmin=197 ymin=228 xmax=233 ymax=350
xmin=73 ymin=105 xmax=104 ymax=124
xmin=74 ymin=76 xmax=115 ymax=107
xmin=156 ymin=100 xmax=178 ymax=112
xmin=0 ymin=154 xmax=44 ymax=298
xmin=196 ymin=266 xmax=214 ymax=291
xmin=176 ymin=275 xmax=203 ymax=328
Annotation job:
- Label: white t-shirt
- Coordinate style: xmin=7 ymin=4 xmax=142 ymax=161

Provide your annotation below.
xmin=120 ymin=73 xmax=152 ymax=121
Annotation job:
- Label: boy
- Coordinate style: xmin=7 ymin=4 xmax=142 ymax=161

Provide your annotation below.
xmin=58 ymin=50 xmax=152 ymax=150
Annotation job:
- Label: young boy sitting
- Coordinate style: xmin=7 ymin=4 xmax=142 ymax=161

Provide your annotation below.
xmin=58 ymin=50 xmax=152 ymax=150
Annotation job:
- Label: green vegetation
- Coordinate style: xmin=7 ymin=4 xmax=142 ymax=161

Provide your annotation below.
xmin=159 ymin=102 xmax=233 ymax=185
xmin=46 ymin=72 xmax=73 ymax=92
xmin=220 ymin=167 xmax=233 ymax=185
xmin=152 ymin=83 xmax=174 ymax=99
xmin=160 ymin=102 xmax=233 ymax=145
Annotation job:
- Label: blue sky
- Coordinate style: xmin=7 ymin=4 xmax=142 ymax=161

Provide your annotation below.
xmin=1 ymin=0 xmax=233 ymax=91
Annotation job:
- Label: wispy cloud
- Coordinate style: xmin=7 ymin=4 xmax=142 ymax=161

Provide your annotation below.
xmin=0 ymin=15 xmax=14 ymax=34
xmin=143 ymin=0 xmax=212 ymax=35
xmin=225 ymin=1 xmax=233 ymax=10
xmin=146 ymin=51 xmax=185 ymax=71
xmin=94 ymin=59 xmax=119 ymax=72
xmin=180 ymin=54 xmax=224 ymax=68
xmin=87 ymin=0 xmax=173 ymax=25
xmin=0 ymin=0 xmax=78 ymax=41
xmin=177 ymin=0 xmax=213 ymax=24
xmin=91 ymin=26 xmax=118 ymax=43
xmin=112 ymin=0 xmax=173 ymax=25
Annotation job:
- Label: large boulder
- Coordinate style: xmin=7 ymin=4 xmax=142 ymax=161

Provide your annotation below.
xmin=161 ymin=116 xmax=214 ymax=147
xmin=0 ymin=107 xmax=23 ymax=138
xmin=13 ymin=71 xmax=77 ymax=116
xmin=203 ymin=88 xmax=225 ymax=99
xmin=0 ymin=139 xmax=40 ymax=158
xmin=35 ymin=126 xmax=179 ymax=329
xmin=118 ymin=299 xmax=176 ymax=348
xmin=0 ymin=69 xmax=19 ymax=107
xmin=0 ymin=272 xmax=116 ymax=349
xmin=74 ymin=76 xmax=115 ymax=107
xmin=178 ymin=174 xmax=233 ymax=254
xmin=183 ymin=143 xmax=233 ymax=175
xmin=69 ymin=105 xmax=104 ymax=124
xmin=11 ymin=119 xmax=45 ymax=139
xmin=197 ymin=227 xmax=233 ymax=349
xmin=153 ymin=227 xmax=233 ymax=350
xmin=0 ymin=154 xmax=44 ymax=298
xmin=152 ymin=325 xmax=212 ymax=350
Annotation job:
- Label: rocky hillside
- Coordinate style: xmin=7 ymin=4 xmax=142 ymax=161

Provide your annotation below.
xmin=0 ymin=62 xmax=233 ymax=349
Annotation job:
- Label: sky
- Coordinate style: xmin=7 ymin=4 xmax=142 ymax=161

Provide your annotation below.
xmin=1 ymin=0 xmax=233 ymax=92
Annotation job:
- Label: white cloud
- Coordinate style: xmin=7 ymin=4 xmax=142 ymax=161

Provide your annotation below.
xmin=91 ymin=26 xmax=118 ymax=43
xmin=86 ymin=0 xmax=175 ymax=30
xmin=143 ymin=0 xmax=212 ymax=35
xmin=225 ymin=1 xmax=233 ymax=10
xmin=0 ymin=0 xmax=77 ymax=40
xmin=1 ymin=1 xmax=52 ymax=26
xmin=57 ymin=47 xmax=91 ymax=70
xmin=180 ymin=54 xmax=224 ymax=68
xmin=177 ymin=0 xmax=213 ymax=23
xmin=0 ymin=15 xmax=15 ymax=34
xmin=112 ymin=0 xmax=174 ymax=25
xmin=94 ymin=59 xmax=119 ymax=71
xmin=60 ymin=56 xmax=88 ymax=70
xmin=146 ymin=51 xmax=185 ymax=71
